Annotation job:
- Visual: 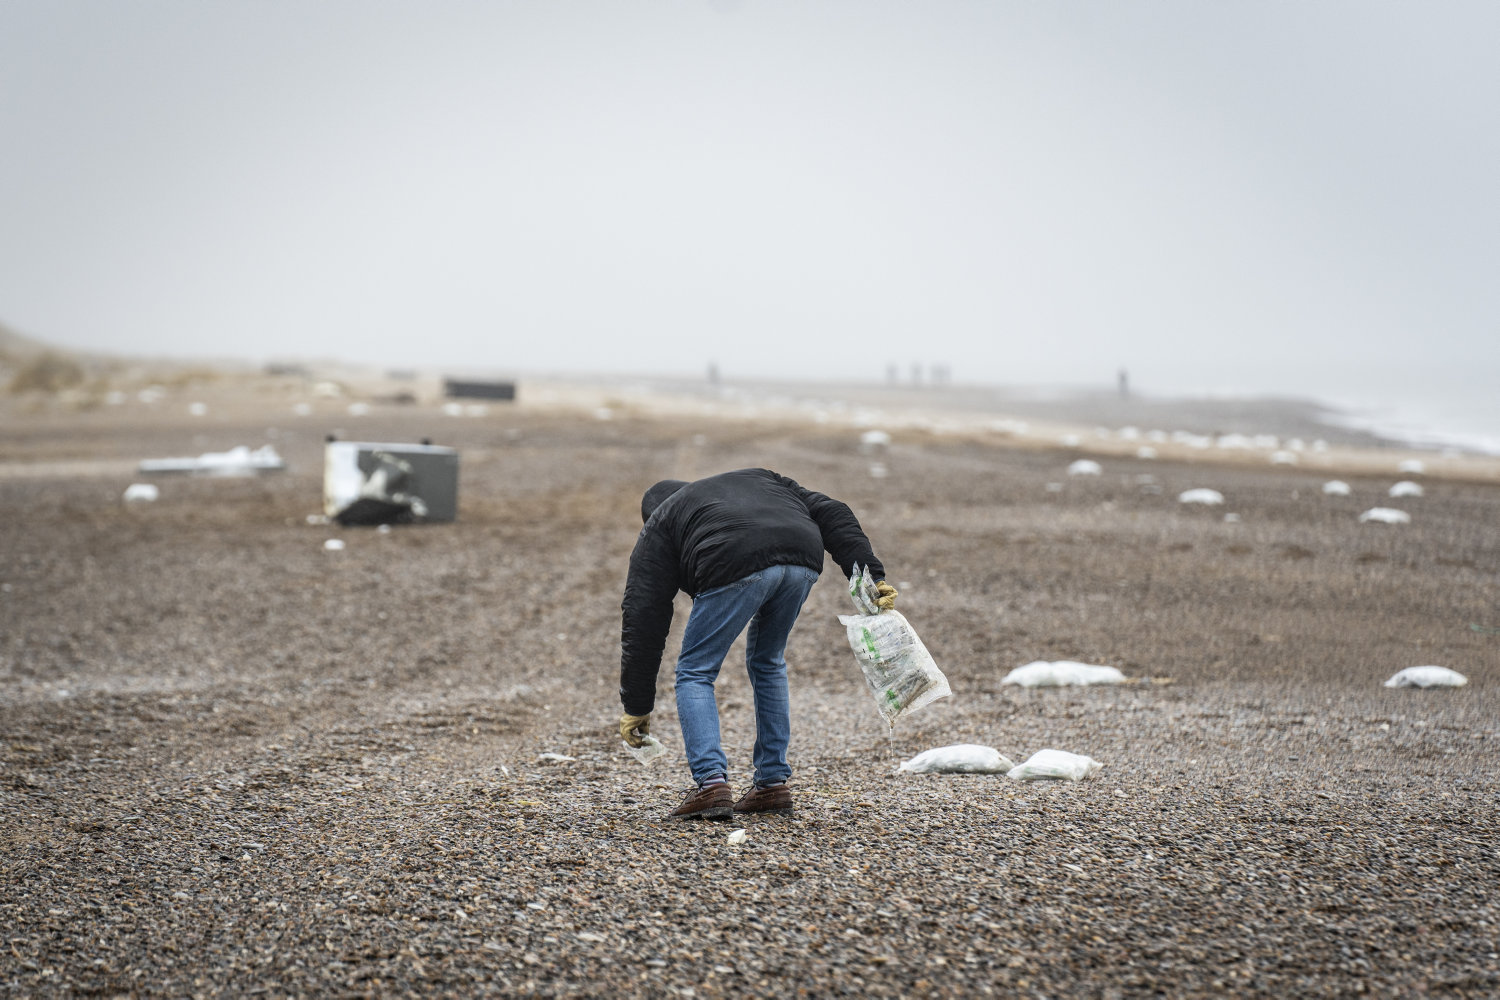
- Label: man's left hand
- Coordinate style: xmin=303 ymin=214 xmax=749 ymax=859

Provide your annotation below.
xmin=875 ymin=580 xmax=898 ymax=612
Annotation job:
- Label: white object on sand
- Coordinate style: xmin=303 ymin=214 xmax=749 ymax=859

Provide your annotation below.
xmin=1270 ymin=450 xmax=1298 ymax=466
xmin=727 ymin=828 xmax=748 ymax=845
xmin=860 ymin=429 xmax=891 ymax=449
xmin=1384 ymin=666 xmax=1467 ymax=689
xmin=1388 ymin=481 xmax=1424 ymax=498
xmin=1136 ymin=446 xmax=1157 ymax=460
xmin=1178 ymin=488 xmax=1224 ymax=505
xmin=536 ymin=752 xmax=576 ymax=763
xmin=139 ymin=444 xmax=285 ymax=477
xmin=122 ymin=483 xmax=159 ymax=502
xmin=897 ymin=744 xmax=1015 ymax=775
xmin=1068 ymin=459 xmax=1102 ymax=476
xmin=1322 ymin=480 xmax=1352 ymax=496
xmin=1000 ymin=661 xmax=1126 ymax=688
xmin=1398 ymin=459 xmax=1426 ymax=475
xmin=626 ymin=735 xmax=666 ymax=764
xmin=323 ymin=539 xmax=345 ymax=551
xmin=1359 ymin=507 xmax=1410 ymax=525
xmin=1007 ymin=749 xmax=1102 ymax=782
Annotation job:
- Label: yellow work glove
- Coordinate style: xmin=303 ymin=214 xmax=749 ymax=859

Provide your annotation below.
xmin=619 ymin=712 xmax=651 ymax=747
xmin=875 ymin=580 xmax=898 ymax=612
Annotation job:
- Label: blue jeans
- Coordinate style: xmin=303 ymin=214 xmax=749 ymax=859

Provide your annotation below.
xmin=674 ymin=564 xmax=820 ymax=787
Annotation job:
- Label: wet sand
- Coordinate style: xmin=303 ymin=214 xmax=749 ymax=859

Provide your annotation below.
xmin=2 ymin=373 xmax=1498 ymax=997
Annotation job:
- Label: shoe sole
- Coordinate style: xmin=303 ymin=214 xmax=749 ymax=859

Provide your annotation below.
xmin=734 ymin=807 xmax=793 ymax=816
xmin=668 ymin=806 xmax=733 ymax=821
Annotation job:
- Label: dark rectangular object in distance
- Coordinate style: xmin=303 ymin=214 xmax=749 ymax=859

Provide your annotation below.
xmin=444 ymin=379 xmax=516 ymax=400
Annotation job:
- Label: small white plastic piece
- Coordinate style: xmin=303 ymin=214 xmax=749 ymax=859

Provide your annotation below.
xmin=1384 ymin=666 xmax=1467 ymax=688
xmin=1359 ymin=507 xmax=1410 ymax=525
xmin=1388 ymin=481 xmax=1424 ymax=498
xmin=1007 ymin=749 xmax=1102 ymax=782
xmin=727 ymin=829 xmax=748 ymax=845
xmin=1000 ymin=661 xmax=1126 ymax=688
xmin=536 ymin=753 xmax=576 ymax=763
xmin=1068 ymin=459 xmax=1102 ymax=476
xmin=626 ymin=735 xmax=665 ymax=764
xmin=323 ymin=539 xmax=346 ymax=551
xmin=1178 ymin=488 xmax=1224 ymax=505
xmin=898 ymin=744 xmax=1014 ymax=775
xmin=1397 ymin=459 xmax=1425 ymax=475
xmin=123 ymin=483 xmax=159 ymax=502
xmin=1322 ymin=480 xmax=1351 ymax=496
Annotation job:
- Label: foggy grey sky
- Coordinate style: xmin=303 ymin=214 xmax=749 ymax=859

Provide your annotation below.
xmin=2 ymin=1 xmax=1497 ymax=400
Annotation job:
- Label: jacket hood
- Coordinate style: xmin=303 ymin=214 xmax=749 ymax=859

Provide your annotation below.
xmin=641 ymin=479 xmax=688 ymax=523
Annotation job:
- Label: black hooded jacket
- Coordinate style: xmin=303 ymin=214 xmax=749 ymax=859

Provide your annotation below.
xmin=619 ymin=468 xmax=885 ymax=715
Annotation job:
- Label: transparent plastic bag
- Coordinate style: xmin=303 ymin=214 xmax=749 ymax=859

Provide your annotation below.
xmin=625 ymin=735 xmax=666 ymax=764
xmin=1006 ymin=748 xmax=1101 ymax=781
xmin=897 ymin=744 xmax=1014 ymax=775
xmin=841 ymin=565 xmax=951 ymax=726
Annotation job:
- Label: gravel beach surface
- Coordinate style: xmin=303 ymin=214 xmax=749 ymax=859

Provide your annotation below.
xmin=3 ymin=379 xmax=1498 ymax=998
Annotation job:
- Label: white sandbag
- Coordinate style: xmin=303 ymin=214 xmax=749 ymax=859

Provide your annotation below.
xmin=841 ymin=566 xmax=951 ymax=726
xmin=1178 ymin=488 xmax=1224 ymax=505
xmin=1068 ymin=459 xmax=1102 ymax=476
xmin=1000 ymin=660 xmax=1126 ymax=688
xmin=1359 ymin=507 xmax=1410 ymax=525
xmin=897 ymin=744 xmax=1015 ymax=775
xmin=1384 ymin=666 xmax=1467 ymax=689
xmin=1007 ymin=749 xmax=1101 ymax=782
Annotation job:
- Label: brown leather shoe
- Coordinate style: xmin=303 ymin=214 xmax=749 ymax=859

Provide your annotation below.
xmin=733 ymin=783 xmax=792 ymax=815
xmin=667 ymin=782 xmax=733 ymax=821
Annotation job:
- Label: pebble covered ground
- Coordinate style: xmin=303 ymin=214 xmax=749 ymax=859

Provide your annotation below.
xmin=2 ymin=383 xmax=1498 ymax=997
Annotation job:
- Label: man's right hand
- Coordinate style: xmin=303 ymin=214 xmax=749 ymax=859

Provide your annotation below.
xmin=619 ymin=712 xmax=651 ymax=747
xmin=875 ymin=580 xmax=898 ymax=612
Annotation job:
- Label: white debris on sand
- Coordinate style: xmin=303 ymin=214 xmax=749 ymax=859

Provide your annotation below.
xmin=727 ymin=829 xmax=748 ymax=846
xmin=1000 ymin=661 xmax=1126 ymax=688
xmin=323 ymin=539 xmax=345 ymax=551
xmin=139 ymin=445 xmax=285 ymax=477
xmin=897 ymin=744 xmax=1016 ymax=775
xmin=1007 ymin=749 xmax=1102 ymax=782
xmin=1359 ymin=508 xmax=1410 ymax=525
xmin=536 ymin=753 xmax=577 ymax=763
xmin=1270 ymin=450 xmax=1298 ymax=466
xmin=1068 ymin=459 xmax=1102 ymax=476
xmin=1398 ymin=459 xmax=1426 ymax=475
xmin=1322 ymin=480 xmax=1352 ymax=496
xmin=1384 ymin=666 xmax=1467 ymax=688
xmin=1178 ymin=488 xmax=1224 ymax=505
xmin=626 ymin=735 xmax=666 ymax=764
xmin=1389 ymin=481 xmax=1425 ymax=498
xmin=122 ymin=483 xmax=159 ymax=503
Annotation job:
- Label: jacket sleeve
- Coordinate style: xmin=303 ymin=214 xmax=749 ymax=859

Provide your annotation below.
xmin=619 ymin=526 xmax=680 ymax=715
xmin=784 ymin=475 xmax=886 ymax=581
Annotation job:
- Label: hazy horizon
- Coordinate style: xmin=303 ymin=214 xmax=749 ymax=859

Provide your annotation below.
xmin=3 ymin=2 xmax=1497 ymax=411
